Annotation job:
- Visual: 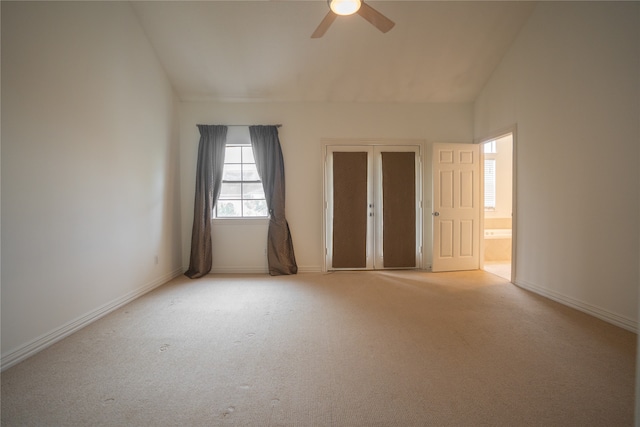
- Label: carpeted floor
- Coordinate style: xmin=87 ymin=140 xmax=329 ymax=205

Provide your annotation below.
xmin=1 ymin=270 xmax=636 ymax=426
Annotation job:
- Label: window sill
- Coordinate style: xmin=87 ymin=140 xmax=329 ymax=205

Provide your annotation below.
xmin=212 ymin=217 xmax=269 ymax=226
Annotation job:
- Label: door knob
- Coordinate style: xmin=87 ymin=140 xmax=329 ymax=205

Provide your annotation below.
xmin=432 ymin=212 xmax=440 ymax=216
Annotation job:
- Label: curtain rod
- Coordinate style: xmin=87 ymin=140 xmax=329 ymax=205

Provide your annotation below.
xmin=198 ymin=124 xmax=282 ymax=128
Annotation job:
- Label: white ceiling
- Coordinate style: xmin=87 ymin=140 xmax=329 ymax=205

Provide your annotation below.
xmin=131 ymin=1 xmax=536 ymax=103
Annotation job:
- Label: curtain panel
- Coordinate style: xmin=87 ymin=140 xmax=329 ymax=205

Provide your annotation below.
xmin=249 ymin=126 xmax=298 ymax=275
xmin=185 ymin=125 xmax=228 ymax=279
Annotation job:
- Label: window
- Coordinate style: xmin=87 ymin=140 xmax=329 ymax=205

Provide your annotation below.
xmin=484 ymin=159 xmax=496 ymax=211
xmin=484 ymin=140 xmax=497 ymax=154
xmin=215 ymin=144 xmax=268 ymax=218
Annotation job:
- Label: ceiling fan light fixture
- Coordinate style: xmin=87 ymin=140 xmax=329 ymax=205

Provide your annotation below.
xmin=329 ymin=0 xmax=361 ymax=16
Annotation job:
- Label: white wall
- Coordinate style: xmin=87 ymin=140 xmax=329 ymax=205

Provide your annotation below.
xmin=180 ymin=102 xmax=474 ymax=272
xmin=474 ymin=2 xmax=640 ymax=329
xmin=1 ymin=2 xmax=182 ymax=367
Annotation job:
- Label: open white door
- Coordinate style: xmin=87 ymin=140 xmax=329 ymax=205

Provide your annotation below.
xmin=432 ymin=143 xmax=480 ymax=272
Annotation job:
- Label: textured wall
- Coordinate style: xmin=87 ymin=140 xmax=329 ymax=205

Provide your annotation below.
xmin=1 ymin=2 xmax=182 ymax=362
xmin=474 ymin=2 xmax=640 ymax=327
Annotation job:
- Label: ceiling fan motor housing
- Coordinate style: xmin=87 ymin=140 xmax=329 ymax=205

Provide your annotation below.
xmin=329 ymin=0 xmax=362 ymax=16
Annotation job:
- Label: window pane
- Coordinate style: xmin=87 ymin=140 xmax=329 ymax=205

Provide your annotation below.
xmin=225 ymin=146 xmax=241 ymax=163
xmin=242 ymin=146 xmax=255 ymax=163
xmin=243 ymin=164 xmax=261 ymax=181
xmin=243 ymin=199 xmax=268 ymax=217
xmin=220 ymin=183 xmax=241 ymax=199
xmin=243 ymin=183 xmax=265 ymax=199
xmin=216 ymin=200 xmax=242 ymax=217
xmin=222 ymin=164 xmax=242 ymax=181
xmin=216 ymin=143 xmax=266 ymax=219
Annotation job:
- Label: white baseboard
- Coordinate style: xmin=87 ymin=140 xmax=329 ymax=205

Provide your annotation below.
xmin=209 ymin=265 xmax=323 ymax=274
xmin=1 ymin=267 xmax=184 ymax=372
xmin=210 ymin=266 xmax=269 ymax=274
xmin=296 ymin=266 xmax=322 ymax=273
xmin=515 ymin=279 xmax=638 ymax=333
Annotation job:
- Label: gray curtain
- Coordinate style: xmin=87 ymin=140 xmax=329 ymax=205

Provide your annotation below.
xmin=185 ymin=125 xmax=228 ymax=279
xmin=249 ymin=126 xmax=298 ymax=275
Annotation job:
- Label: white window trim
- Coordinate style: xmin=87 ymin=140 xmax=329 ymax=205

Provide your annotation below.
xmin=214 ymin=128 xmax=268 ymax=219
xmin=484 ymin=158 xmax=496 ymax=211
xmin=211 ymin=217 xmax=269 ymax=225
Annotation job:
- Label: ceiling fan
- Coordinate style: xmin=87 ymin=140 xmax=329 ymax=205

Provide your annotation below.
xmin=311 ymin=0 xmax=395 ymax=38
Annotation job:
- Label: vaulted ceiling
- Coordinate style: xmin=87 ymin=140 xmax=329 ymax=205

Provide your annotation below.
xmin=131 ymin=1 xmax=536 ymax=103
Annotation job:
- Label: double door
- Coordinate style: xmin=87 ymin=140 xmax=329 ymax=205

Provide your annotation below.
xmin=324 ymin=145 xmax=422 ymax=270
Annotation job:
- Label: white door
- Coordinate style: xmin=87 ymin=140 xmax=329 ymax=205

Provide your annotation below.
xmin=432 ymin=143 xmax=480 ymax=272
xmin=325 ymin=145 xmax=422 ymax=271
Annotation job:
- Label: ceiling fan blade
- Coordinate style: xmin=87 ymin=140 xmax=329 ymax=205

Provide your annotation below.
xmin=311 ymin=11 xmax=337 ymax=38
xmin=357 ymin=1 xmax=395 ymax=33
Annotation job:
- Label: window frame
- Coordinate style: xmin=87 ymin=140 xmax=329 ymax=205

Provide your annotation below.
xmin=214 ymin=142 xmax=269 ymax=219
xmin=484 ymin=158 xmax=497 ymax=211
xmin=484 ymin=140 xmax=497 ymax=154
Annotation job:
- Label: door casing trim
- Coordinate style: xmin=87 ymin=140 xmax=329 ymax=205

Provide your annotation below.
xmin=322 ymin=139 xmax=425 ymax=272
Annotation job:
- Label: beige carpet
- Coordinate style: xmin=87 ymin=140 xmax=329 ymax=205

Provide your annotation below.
xmin=1 ymin=271 xmax=636 ymax=426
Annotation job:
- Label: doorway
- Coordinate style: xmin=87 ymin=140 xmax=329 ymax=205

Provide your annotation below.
xmin=481 ymin=134 xmax=514 ymax=281
xmin=324 ymin=144 xmax=422 ymax=271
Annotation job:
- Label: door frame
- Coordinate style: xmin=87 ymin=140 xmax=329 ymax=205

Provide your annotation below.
xmin=322 ymin=139 xmax=425 ymax=272
xmin=476 ymin=126 xmax=518 ymax=283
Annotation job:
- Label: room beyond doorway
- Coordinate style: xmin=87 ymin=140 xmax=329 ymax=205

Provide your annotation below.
xmin=482 ymin=133 xmax=514 ymax=282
